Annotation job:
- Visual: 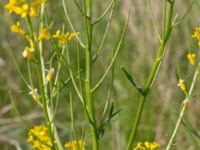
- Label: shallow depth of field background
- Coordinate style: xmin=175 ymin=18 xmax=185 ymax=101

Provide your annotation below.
xmin=0 ymin=0 xmax=200 ymax=149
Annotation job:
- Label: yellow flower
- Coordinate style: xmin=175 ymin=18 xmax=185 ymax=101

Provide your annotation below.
xmin=5 ymin=0 xmax=44 ymax=18
xmin=27 ymin=125 xmax=52 ymax=150
xmin=30 ymin=6 xmax=38 ymax=17
xmin=5 ymin=0 xmax=24 ymax=14
xmin=134 ymin=142 xmax=160 ymax=150
xmin=178 ymin=79 xmax=186 ymax=91
xmin=29 ymin=88 xmax=40 ymax=102
xmin=133 ymin=142 xmax=145 ymax=150
xmin=66 ymin=32 xmax=80 ymax=41
xmin=32 ymin=0 xmax=46 ymax=7
xmin=5 ymin=3 xmax=16 ymax=13
xmin=46 ymin=68 xmax=54 ymax=83
xmin=53 ymin=30 xmax=61 ymax=38
xmin=10 ymin=21 xmax=25 ymax=35
xmin=144 ymin=141 xmax=160 ymax=150
xmin=19 ymin=4 xmax=29 ymax=18
xmin=64 ymin=140 xmax=85 ymax=150
xmin=187 ymin=53 xmax=196 ymax=65
xmin=30 ymin=0 xmax=46 ymax=17
xmin=53 ymin=30 xmax=80 ymax=45
xmin=192 ymin=27 xmax=200 ymax=46
xmin=53 ymin=30 xmax=66 ymax=45
xmin=38 ymin=27 xmax=49 ymax=41
xmin=23 ymin=46 xmax=34 ymax=60
xmin=5 ymin=1 xmax=29 ymax=18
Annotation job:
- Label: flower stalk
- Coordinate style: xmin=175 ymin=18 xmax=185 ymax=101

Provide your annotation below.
xmin=126 ymin=1 xmax=175 ymax=149
xmin=166 ymin=55 xmax=200 ymax=150
xmin=38 ymin=4 xmax=64 ymax=150
xmin=25 ymin=16 xmax=56 ymax=150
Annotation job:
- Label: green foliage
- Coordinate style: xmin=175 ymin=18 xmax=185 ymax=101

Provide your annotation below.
xmin=0 ymin=0 xmax=200 ymax=150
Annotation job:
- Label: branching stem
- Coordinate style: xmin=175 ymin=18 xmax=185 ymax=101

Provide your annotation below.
xmin=126 ymin=1 xmax=174 ymax=149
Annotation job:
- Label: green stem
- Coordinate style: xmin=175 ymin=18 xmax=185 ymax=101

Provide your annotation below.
xmin=166 ymin=61 xmax=200 ymax=150
xmin=126 ymin=1 xmax=174 ymax=150
xmin=84 ymin=0 xmax=99 ymax=149
xmin=27 ymin=61 xmax=34 ymax=87
xmin=25 ymin=17 xmax=55 ymax=150
xmin=70 ymin=93 xmax=80 ymax=150
xmin=39 ymin=4 xmax=64 ymax=150
xmin=38 ymin=4 xmax=57 ymax=150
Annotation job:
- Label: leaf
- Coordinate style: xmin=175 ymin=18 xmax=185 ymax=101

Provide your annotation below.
xmin=182 ymin=120 xmax=200 ymax=140
xmin=121 ymin=66 xmax=144 ymax=94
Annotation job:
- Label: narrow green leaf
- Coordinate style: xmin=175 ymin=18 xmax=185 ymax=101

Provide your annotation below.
xmin=182 ymin=120 xmax=200 ymax=140
xmin=121 ymin=66 xmax=143 ymax=94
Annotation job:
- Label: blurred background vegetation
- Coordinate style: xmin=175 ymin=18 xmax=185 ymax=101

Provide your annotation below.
xmin=0 ymin=0 xmax=200 ymax=149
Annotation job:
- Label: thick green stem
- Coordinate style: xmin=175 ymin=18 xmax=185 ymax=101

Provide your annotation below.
xmin=84 ymin=0 xmax=99 ymax=149
xmin=126 ymin=1 xmax=174 ymax=150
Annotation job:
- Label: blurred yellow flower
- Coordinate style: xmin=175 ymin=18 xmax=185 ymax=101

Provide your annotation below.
xmin=30 ymin=0 xmax=46 ymax=17
xmin=5 ymin=0 xmax=24 ymax=14
xmin=30 ymin=6 xmax=38 ymax=17
xmin=187 ymin=53 xmax=196 ymax=65
xmin=52 ymin=30 xmax=61 ymax=38
xmin=53 ymin=30 xmax=80 ymax=45
xmin=53 ymin=30 xmax=66 ymax=45
xmin=5 ymin=0 xmax=45 ymax=18
xmin=29 ymin=88 xmax=40 ymax=102
xmin=23 ymin=47 xmax=34 ymax=60
xmin=178 ymin=79 xmax=186 ymax=91
xmin=64 ymin=140 xmax=85 ymax=150
xmin=134 ymin=141 xmax=160 ymax=150
xmin=38 ymin=27 xmax=49 ymax=41
xmin=19 ymin=4 xmax=29 ymax=18
xmin=66 ymin=32 xmax=80 ymax=41
xmin=10 ymin=21 xmax=25 ymax=35
xmin=133 ymin=142 xmax=145 ymax=150
xmin=27 ymin=125 xmax=52 ymax=150
xmin=144 ymin=141 xmax=160 ymax=150
xmin=46 ymin=68 xmax=54 ymax=83
xmin=192 ymin=27 xmax=200 ymax=46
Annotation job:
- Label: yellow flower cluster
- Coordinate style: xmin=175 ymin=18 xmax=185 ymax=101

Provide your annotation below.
xmin=187 ymin=53 xmax=196 ymax=66
xmin=178 ymin=79 xmax=186 ymax=91
xmin=27 ymin=125 xmax=52 ymax=150
xmin=10 ymin=21 xmax=37 ymax=60
xmin=10 ymin=23 xmax=50 ymax=60
xmin=6 ymin=1 xmax=80 ymax=62
xmin=134 ymin=141 xmax=160 ymax=150
xmin=64 ymin=140 xmax=85 ymax=150
xmin=5 ymin=0 xmax=45 ymax=18
xmin=53 ymin=30 xmax=80 ymax=45
xmin=192 ymin=27 xmax=200 ymax=46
